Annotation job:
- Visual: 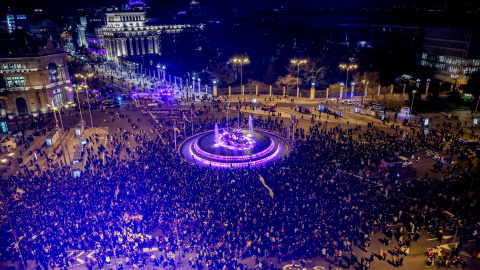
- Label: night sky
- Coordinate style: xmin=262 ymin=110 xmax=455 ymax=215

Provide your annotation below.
xmin=3 ymin=0 xmax=478 ymax=15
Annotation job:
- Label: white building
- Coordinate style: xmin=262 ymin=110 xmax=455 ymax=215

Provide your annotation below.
xmin=100 ymin=0 xmax=203 ymax=61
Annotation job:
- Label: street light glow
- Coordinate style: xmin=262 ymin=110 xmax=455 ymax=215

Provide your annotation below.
xmin=291 ymin=59 xmax=307 ymax=109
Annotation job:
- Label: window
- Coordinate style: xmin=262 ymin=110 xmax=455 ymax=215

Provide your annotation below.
xmin=6 ymin=76 xmax=26 ymax=87
xmin=53 ymin=88 xmax=63 ymax=107
xmin=2 ymin=63 xmax=22 ymax=70
xmin=48 ymin=63 xmax=59 ymax=83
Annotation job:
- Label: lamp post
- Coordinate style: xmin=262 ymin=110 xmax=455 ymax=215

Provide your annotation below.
xmin=162 ymin=65 xmax=166 ymax=82
xmin=410 ymin=90 xmax=416 ymax=120
xmin=351 ymin=82 xmax=355 ymax=99
xmin=291 ymin=59 xmax=307 ymax=109
xmin=75 ymin=73 xmax=95 ymax=128
xmin=233 ymin=57 xmax=249 ymax=96
xmin=66 ymin=87 xmax=84 ymax=124
xmin=192 ymin=77 xmax=196 ymax=93
xmin=48 ymin=97 xmax=71 ymax=165
xmin=339 ymin=63 xmax=358 ymax=100
xmin=156 ymin=64 xmax=161 ymax=82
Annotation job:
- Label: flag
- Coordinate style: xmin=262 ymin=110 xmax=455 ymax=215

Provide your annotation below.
xmin=114 ymin=185 xmax=120 ymax=200
xmin=191 ymin=108 xmax=196 ymax=117
xmin=16 ymin=188 xmax=25 ymax=194
xmin=183 ymin=112 xmax=188 ymax=122
xmin=173 ymin=123 xmax=180 ymax=133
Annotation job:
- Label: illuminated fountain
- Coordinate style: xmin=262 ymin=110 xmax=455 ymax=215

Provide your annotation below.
xmin=179 ymin=119 xmax=289 ymax=168
xmin=248 ymin=115 xmax=254 ymax=137
xmin=214 ymin=123 xmax=220 ymax=146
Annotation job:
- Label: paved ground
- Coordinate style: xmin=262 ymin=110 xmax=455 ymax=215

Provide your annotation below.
xmin=1 ymin=67 xmax=479 ymax=270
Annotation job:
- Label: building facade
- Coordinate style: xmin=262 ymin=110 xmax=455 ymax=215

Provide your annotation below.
xmin=421 ymin=26 xmax=480 ymax=84
xmin=100 ymin=2 xmax=203 ymax=61
xmin=0 ymin=41 xmax=74 ymax=118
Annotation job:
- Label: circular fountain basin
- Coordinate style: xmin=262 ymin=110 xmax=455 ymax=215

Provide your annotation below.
xmin=179 ymin=129 xmax=289 ymax=168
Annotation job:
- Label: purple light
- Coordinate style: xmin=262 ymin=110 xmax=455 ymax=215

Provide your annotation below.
xmin=190 ymin=142 xmax=282 ymax=168
xmin=180 ymin=129 xmax=288 ymax=168
xmin=192 ymin=137 xmax=275 ymax=162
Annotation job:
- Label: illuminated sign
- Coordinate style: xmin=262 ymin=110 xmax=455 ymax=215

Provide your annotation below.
xmin=1 ymin=121 xmax=8 ymax=132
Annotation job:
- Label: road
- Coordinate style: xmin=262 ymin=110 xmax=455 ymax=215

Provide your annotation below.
xmin=1 ymin=68 xmax=479 ymax=270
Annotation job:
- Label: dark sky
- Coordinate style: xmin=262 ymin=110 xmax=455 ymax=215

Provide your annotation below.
xmin=4 ymin=0 xmax=476 ymax=14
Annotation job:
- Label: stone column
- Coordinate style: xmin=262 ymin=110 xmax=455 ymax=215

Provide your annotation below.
xmin=326 ymin=88 xmax=329 ymax=99
xmin=122 ymin=38 xmax=127 ymax=56
xmin=255 ymin=85 xmax=258 ymax=96
xmin=154 ymin=36 xmax=159 ymax=54
xmin=147 ymin=36 xmax=153 ymax=54
xmin=104 ymin=39 xmax=110 ymax=59
xmin=128 ymin=38 xmax=134 ymax=55
xmin=140 ymin=37 xmax=146 ymax=55
xmin=269 ymin=85 xmax=272 ymax=96
xmin=135 ymin=38 xmax=140 ymax=55
xmin=116 ymin=39 xmax=122 ymax=57
xmin=228 ymin=86 xmax=231 ymax=97
xmin=214 ymin=85 xmax=218 ymax=97
xmin=310 ymin=86 xmax=315 ymax=100
xmin=283 ymin=86 xmax=286 ymax=97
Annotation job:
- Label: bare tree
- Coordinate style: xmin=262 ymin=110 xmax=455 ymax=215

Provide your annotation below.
xmin=353 ymin=71 xmax=381 ymax=103
xmin=275 ymin=74 xmax=298 ymax=91
xmin=286 ymin=57 xmax=330 ymax=87
xmin=206 ymin=63 xmax=235 ymax=86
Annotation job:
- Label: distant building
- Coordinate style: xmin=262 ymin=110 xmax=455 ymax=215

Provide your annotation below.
xmin=0 ymin=39 xmax=74 ymax=118
xmin=421 ymin=26 xmax=480 ymax=85
xmin=100 ymin=0 xmax=204 ymax=61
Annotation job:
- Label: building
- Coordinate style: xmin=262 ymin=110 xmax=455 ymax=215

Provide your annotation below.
xmin=0 ymin=39 xmax=74 ymax=118
xmin=421 ymin=26 xmax=480 ymax=85
xmin=100 ymin=0 xmax=204 ymax=61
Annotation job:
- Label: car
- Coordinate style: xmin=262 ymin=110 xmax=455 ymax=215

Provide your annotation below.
xmin=102 ymin=99 xmax=120 ymax=108
xmin=261 ymin=103 xmax=276 ymax=112
xmin=380 ymin=156 xmax=412 ymax=169
xmin=298 ymin=106 xmax=311 ymax=114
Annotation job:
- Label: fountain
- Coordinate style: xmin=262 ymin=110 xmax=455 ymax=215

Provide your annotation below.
xmin=179 ymin=125 xmax=290 ymax=168
xmin=214 ymin=123 xmax=220 ymax=145
xmin=248 ymin=115 xmax=254 ymax=137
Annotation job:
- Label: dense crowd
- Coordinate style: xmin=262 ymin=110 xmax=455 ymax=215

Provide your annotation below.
xmin=0 ymin=100 xmax=479 ymax=270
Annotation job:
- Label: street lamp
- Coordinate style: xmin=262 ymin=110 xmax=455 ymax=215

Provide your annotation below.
xmin=156 ymin=64 xmax=161 ymax=81
xmin=75 ymin=73 xmax=95 ymax=128
xmin=339 ymin=63 xmax=358 ymax=100
xmin=162 ymin=65 xmax=166 ymax=82
xmin=233 ymin=57 xmax=249 ymax=95
xmin=65 ymin=86 xmax=84 ymax=124
xmin=48 ymin=97 xmax=71 ymax=165
xmin=410 ymin=90 xmax=416 ymax=120
xmin=291 ymin=59 xmax=307 ymax=109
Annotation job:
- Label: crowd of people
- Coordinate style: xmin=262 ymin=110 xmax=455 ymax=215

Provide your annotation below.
xmin=0 ymin=96 xmax=479 ymax=270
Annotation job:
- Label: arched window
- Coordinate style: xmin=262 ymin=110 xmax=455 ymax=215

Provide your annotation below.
xmin=16 ymin=97 xmax=28 ymax=116
xmin=48 ymin=63 xmax=59 ymax=83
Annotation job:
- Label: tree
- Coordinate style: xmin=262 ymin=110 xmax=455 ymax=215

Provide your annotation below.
xmin=263 ymin=62 xmax=277 ymax=85
xmin=276 ymin=74 xmax=297 ymax=93
xmin=301 ymin=57 xmax=330 ymax=87
xmin=353 ymin=71 xmax=381 ymax=103
xmin=206 ymin=63 xmax=235 ymax=86
xmin=285 ymin=57 xmax=330 ymax=88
